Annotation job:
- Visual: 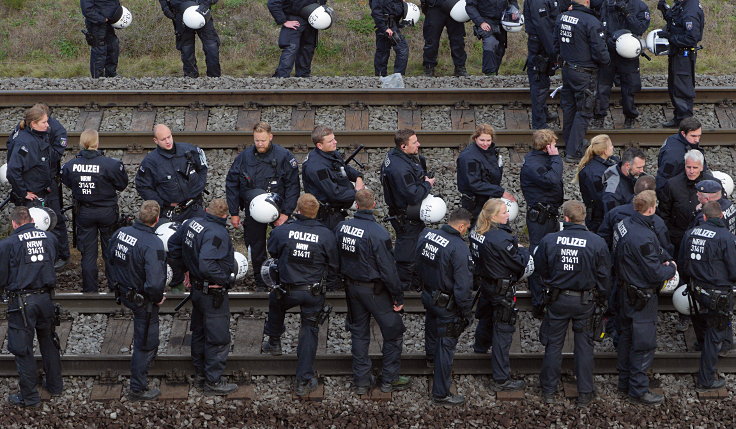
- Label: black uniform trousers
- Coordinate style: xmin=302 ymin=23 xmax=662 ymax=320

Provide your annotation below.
xmin=561 ymin=65 xmax=597 ymax=158
xmin=120 ymin=293 xmax=160 ymax=393
xmin=274 ymin=16 xmax=318 ymax=78
xmin=422 ymin=291 xmax=462 ymax=399
xmin=667 ymin=50 xmax=697 ymax=123
xmin=243 ymin=215 xmax=268 ymax=290
xmin=478 ymin=27 xmax=507 ymax=75
xmin=6 ymin=292 xmax=62 ymax=406
xmin=617 ymin=287 xmax=657 ymax=398
xmin=539 ymin=293 xmax=595 ymax=395
xmin=346 ymin=280 xmax=404 ymax=387
xmin=177 ymin=17 xmax=221 ymax=78
xmin=263 ymin=289 xmax=324 ymax=383
xmin=526 ymin=215 xmax=558 ymax=306
xmin=526 ymin=35 xmax=553 ymax=129
xmin=389 ymin=218 xmax=425 ymax=291
xmin=85 ymin=20 xmax=119 ymax=78
xmin=76 ymin=205 xmax=118 ymax=292
xmin=692 ymin=287 xmax=733 ymax=387
xmin=190 ymin=287 xmax=231 ymax=383
xmin=374 ymin=27 xmax=409 ymax=76
xmin=474 ymin=290 xmax=516 ymax=382
xmin=596 ymin=52 xmax=641 ymax=119
xmin=422 ymin=7 xmax=467 ymax=69
xmin=318 ymin=209 xmax=346 ymax=233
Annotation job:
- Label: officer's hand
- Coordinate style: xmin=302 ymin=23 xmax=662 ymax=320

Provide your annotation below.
xmin=354 ymin=177 xmax=366 ymax=191
xmin=184 ymin=272 xmax=191 ymax=289
xmin=386 ymin=28 xmax=394 ymax=37
xmin=393 ymin=303 xmax=404 ymax=312
xmin=274 ymin=213 xmax=289 ymax=226
xmin=210 ymin=284 xmax=224 ymax=288
xmin=546 ymin=144 xmax=559 ymax=156
xmin=502 ymin=191 xmax=516 ymax=202
xmin=25 ymin=191 xmax=38 ymax=201
xmin=157 ymin=296 xmax=166 ymax=306
xmin=230 ymin=215 xmax=241 ymax=228
xmin=163 ymin=7 xmax=175 ymax=19
xmin=425 ymin=176 xmax=436 ymax=186
xmin=480 ymin=22 xmax=491 ymax=32
xmin=658 ymin=30 xmax=670 ymax=40
xmin=284 ymin=20 xmax=300 ymax=29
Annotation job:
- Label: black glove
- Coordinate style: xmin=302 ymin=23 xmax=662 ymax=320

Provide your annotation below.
xmin=163 ymin=8 xmax=175 ymax=20
xmin=615 ymin=2 xmax=629 ymax=15
xmin=657 ymin=0 xmax=668 ymax=12
xmin=658 ymin=30 xmax=670 ymax=40
xmin=532 ymin=304 xmax=545 ymax=320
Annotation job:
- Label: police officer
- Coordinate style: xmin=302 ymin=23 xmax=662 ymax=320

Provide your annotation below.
xmin=302 ymin=125 xmax=364 ymax=230
xmin=691 ymin=180 xmax=736 ymax=235
xmin=135 ymin=124 xmax=208 ymax=223
xmin=262 ymin=194 xmax=339 ymax=396
xmin=574 ymin=134 xmax=616 ymax=232
xmin=679 ymin=201 xmax=736 ymax=391
xmin=417 ymin=208 xmax=473 ymax=406
xmin=382 ymin=129 xmax=434 ymax=290
xmin=613 ymin=190 xmax=676 ymax=404
xmin=466 ymin=0 xmax=518 ymax=75
xmin=469 ymin=199 xmax=527 ymax=392
xmin=6 ymin=105 xmax=71 ymax=269
xmin=371 ymin=0 xmax=410 ymax=77
xmin=520 ymin=129 xmax=563 ymax=316
xmin=555 ymin=0 xmax=610 ymax=161
xmin=225 ymin=122 xmax=300 ymax=291
xmin=107 ymin=201 xmax=166 ymax=401
xmin=601 ymin=146 xmax=646 ymax=216
xmin=0 ymin=206 xmax=62 ymax=407
xmin=61 ymin=129 xmax=128 ymax=293
xmin=658 ymin=0 xmax=704 ymax=127
xmin=535 ymin=200 xmax=610 ymax=405
xmin=524 ymin=0 xmax=561 ymax=129
xmin=168 ymin=199 xmax=238 ymax=395
xmin=655 ymin=117 xmax=705 ymax=195
xmin=268 ymin=0 xmax=325 ymax=78
xmin=421 ymin=0 xmax=468 ymax=76
xmin=170 ymin=0 xmax=221 ymax=77
xmin=336 ymin=189 xmax=410 ymax=394
xmin=80 ymin=0 xmax=121 ymax=78
xmin=457 ymin=124 xmax=515 ymax=222
xmin=592 ymin=0 xmax=650 ymax=129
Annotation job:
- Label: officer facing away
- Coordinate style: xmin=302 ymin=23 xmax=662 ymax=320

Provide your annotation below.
xmin=417 ymin=208 xmax=474 ymax=406
xmin=0 ymin=206 xmax=62 ymax=408
xmin=61 ymin=129 xmax=128 ymax=293
xmin=168 ymin=199 xmax=238 ymax=395
xmin=679 ymin=201 xmax=736 ymax=392
xmin=336 ymin=189 xmax=410 ymax=395
xmin=170 ymin=0 xmax=222 ymax=77
xmin=135 ymin=124 xmax=208 ymax=223
xmin=612 ymin=190 xmax=676 ymax=405
xmin=524 ymin=0 xmax=561 ymax=129
xmin=535 ymin=200 xmax=611 ymax=406
xmin=421 ymin=0 xmax=468 ymax=76
xmin=107 ymin=201 xmax=167 ymax=401
xmin=80 ymin=0 xmax=122 ymax=78
xmin=262 ymin=193 xmax=339 ymax=397
xmin=225 ymin=121 xmax=300 ymax=291
xmin=370 ymin=0 xmax=410 ymax=76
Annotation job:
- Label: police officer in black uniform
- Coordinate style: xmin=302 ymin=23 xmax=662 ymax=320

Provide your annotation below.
xmin=61 ymin=129 xmax=128 ymax=293
xmin=601 ymin=146 xmax=646 ymax=216
xmin=80 ymin=0 xmax=121 ymax=78
xmin=469 ymin=199 xmax=527 ymax=392
xmin=466 ymin=0 xmax=518 ymax=75
xmin=225 ymin=122 xmax=300 ymax=291
xmin=170 ymin=0 xmax=221 ymax=77
xmin=336 ymin=189 xmax=410 ymax=394
xmin=382 ymin=129 xmax=435 ymax=291
xmin=555 ymin=0 xmax=610 ymax=161
xmin=457 ymin=123 xmax=515 ymax=222
xmin=421 ymin=0 xmax=468 ymax=76
xmin=655 ymin=117 xmax=704 ymax=194
xmin=679 ymin=201 xmax=736 ymax=391
xmin=168 ymin=199 xmax=238 ymax=395
xmin=524 ymin=0 xmax=561 ymax=129
xmin=535 ymin=200 xmax=610 ymax=405
xmin=592 ymin=0 xmax=650 ymax=129
xmin=302 ymin=125 xmax=365 ymax=231
xmin=371 ymin=0 xmax=410 ymax=76
xmin=658 ymin=0 xmax=704 ymax=127
xmin=0 ymin=206 xmax=62 ymax=407
xmin=268 ymin=0 xmax=325 ymax=78
xmin=520 ymin=129 xmax=563 ymax=316
xmin=262 ymin=194 xmax=339 ymax=396
xmin=135 ymin=124 xmax=208 ymax=223
xmin=417 ymin=208 xmax=473 ymax=406
xmin=691 ymin=180 xmax=736 ymax=235
xmin=107 ymin=201 xmax=166 ymax=401
xmin=575 ymin=134 xmax=616 ymax=232
xmin=612 ymin=190 xmax=676 ymax=405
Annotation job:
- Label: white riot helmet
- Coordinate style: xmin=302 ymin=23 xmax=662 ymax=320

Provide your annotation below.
xmin=260 ymin=258 xmax=280 ymax=288
xmin=711 ymin=171 xmax=735 ymax=197
xmin=249 ymin=192 xmax=283 ymax=224
xmin=613 ymin=30 xmax=642 ymax=59
xmin=519 ymin=247 xmax=534 ymax=281
xmin=402 ymin=1 xmax=421 ymax=26
xmin=672 ymin=284 xmax=699 ymax=315
xmin=165 ymin=264 xmax=173 ymax=287
xmin=111 ymin=6 xmax=133 ymax=29
xmin=234 ymin=251 xmax=249 ymax=281
xmin=442 ymin=0 xmax=470 ymax=23
xmin=0 ymin=163 xmax=7 ymax=183
xmin=408 ymin=194 xmax=447 ymax=223
xmin=501 ymin=5 xmax=524 ymax=32
xmin=645 ymin=29 xmax=670 ymax=56
xmin=501 ymin=198 xmax=519 ymax=222
xmin=183 ymin=4 xmax=209 ymax=30
xmin=29 ymin=207 xmax=53 ymax=231
xmin=155 ymin=221 xmax=181 ymax=252
xmin=300 ymin=4 xmax=334 ymax=30
xmin=660 ymin=270 xmax=680 ymax=295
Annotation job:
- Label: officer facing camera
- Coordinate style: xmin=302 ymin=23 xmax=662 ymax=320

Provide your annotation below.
xmin=370 ymin=0 xmax=411 ymax=76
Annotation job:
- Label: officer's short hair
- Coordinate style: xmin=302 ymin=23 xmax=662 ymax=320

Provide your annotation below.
xmin=448 ymin=208 xmax=472 ymax=225
xmin=311 ymin=125 xmax=334 ymax=145
xmin=394 ymin=129 xmax=416 ymax=148
xmin=79 ymin=129 xmax=99 ymax=150
xmin=138 ymin=200 xmax=160 ymax=225
xmin=10 ymin=206 xmax=32 ymax=225
xmin=32 ymin=103 xmax=51 ymax=116
xmin=679 ymin=117 xmax=702 ymax=135
xmin=684 ymin=149 xmax=704 ymax=165
xmin=20 ymin=105 xmax=47 ymax=130
xmin=703 ymin=201 xmax=723 ymax=220
xmin=562 ymin=200 xmax=586 ymax=224
xmin=634 ymin=175 xmax=656 ymax=194
xmin=471 ymin=123 xmax=496 ymax=143
xmin=633 ymin=190 xmax=657 ymax=214
xmin=621 ymin=147 xmax=646 ymax=166
xmin=355 ymin=189 xmax=375 ymax=209
xmin=532 ymin=129 xmax=557 ymax=151
xmin=253 ymin=121 xmax=272 ymax=134
xmin=297 ymin=193 xmax=320 ymax=219
xmin=207 ymin=198 xmax=229 ymax=218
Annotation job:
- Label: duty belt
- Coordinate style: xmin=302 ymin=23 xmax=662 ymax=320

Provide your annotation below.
xmin=559 ymin=289 xmax=589 ymax=297
xmin=563 ymin=62 xmax=596 ymax=74
xmin=346 ymin=279 xmax=377 ymax=288
xmin=281 ymin=283 xmax=314 ymax=292
xmin=6 ymin=287 xmax=52 ymax=298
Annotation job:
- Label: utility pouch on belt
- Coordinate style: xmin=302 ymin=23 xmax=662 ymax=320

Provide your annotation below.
xmin=316 ymin=304 xmax=332 ymax=325
xmin=126 ymin=288 xmax=145 ymax=306
xmin=626 ymin=284 xmax=651 ymax=311
xmin=309 ymin=281 xmax=325 ymax=296
xmin=81 ymin=29 xmax=95 ymax=46
xmin=211 ymin=288 xmax=225 ymax=309
xmin=545 ymin=287 xmax=561 ymax=305
xmin=432 ymin=290 xmax=451 ymax=308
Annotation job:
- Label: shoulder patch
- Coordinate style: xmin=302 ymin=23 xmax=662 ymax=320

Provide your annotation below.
xmin=685 ymin=22 xmax=693 ymax=31
xmin=19 ymin=145 xmax=28 ymax=155
xmin=468 ymin=161 xmax=478 ymax=173
xmin=139 ymin=165 xmax=146 ymax=174
xmin=59 ymin=137 xmax=68 ymax=148
xmin=403 ymin=173 xmax=415 ymax=186
xmin=212 ymin=236 xmax=222 ymax=249
xmin=289 ymin=158 xmax=298 ymax=168
xmin=197 ymin=147 xmax=208 ymax=168
xmin=639 ymin=242 xmax=655 ymax=256
xmin=317 ymin=169 xmax=330 ymax=181
xmin=644 ymin=11 xmax=650 ymax=20
xmin=384 ymin=156 xmax=391 ymax=168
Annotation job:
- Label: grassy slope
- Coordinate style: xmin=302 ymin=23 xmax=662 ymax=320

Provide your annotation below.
xmin=0 ymin=0 xmax=732 ymax=78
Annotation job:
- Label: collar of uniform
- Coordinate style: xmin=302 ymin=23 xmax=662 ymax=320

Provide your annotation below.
xmin=391 ymin=147 xmax=420 ymax=164
xmin=13 ymin=222 xmax=37 ymax=235
xmin=315 ymin=147 xmax=342 ymax=162
xmin=562 ymin=222 xmax=587 ymax=231
xmin=471 ymin=142 xmax=496 ymax=157
xmin=570 ymin=2 xmax=595 ymax=15
xmin=205 ymin=212 xmax=227 ymax=225
xmin=156 ymin=142 xmax=179 ymax=158
xmin=79 ymin=149 xmax=102 ymax=159
xmin=674 ymin=132 xmax=699 ymax=150
xmin=354 ymin=210 xmax=375 ymax=221
xmin=133 ymin=220 xmax=156 ymax=233
xmin=440 ymin=224 xmax=462 ymax=237
xmin=529 ymin=149 xmax=549 ymax=157
xmin=252 ymin=143 xmax=275 ymax=158
xmin=632 ymin=211 xmax=655 ymax=228
xmin=294 ymin=214 xmax=322 ymax=226
xmin=594 ymin=155 xmax=616 ymax=167
xmin=499 ymin=223 xmax=513 ymax=234
xmin=705 ymin=217 xmax=725 ymax=228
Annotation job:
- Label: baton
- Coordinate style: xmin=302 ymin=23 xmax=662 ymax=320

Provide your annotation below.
xmin=0 ymin=195 xmax=11 ymax=211
xmin=174 ymin=294 xmax=191 ymax=312
xmin=343 ymin=144 xmax=366 ymax=169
